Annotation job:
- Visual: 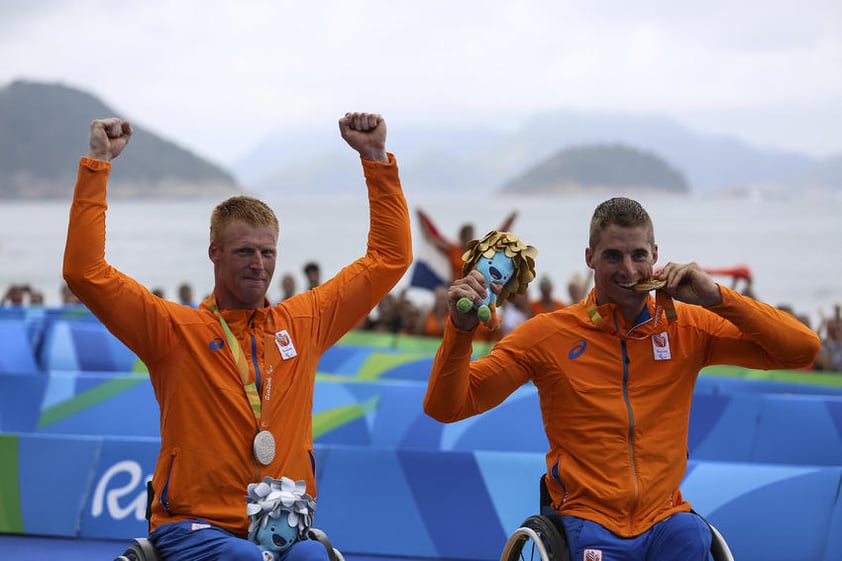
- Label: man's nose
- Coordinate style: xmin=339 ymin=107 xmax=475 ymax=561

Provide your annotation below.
xmin=620 ymin=255 xmax=637 ymax=276
xmin=250 ymin=253 xmax=265 ymax=268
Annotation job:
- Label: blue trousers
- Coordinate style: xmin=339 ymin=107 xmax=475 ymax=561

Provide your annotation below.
xmin=150 ymin=520 xmax=330 ymax=561
xmin=561 ymin=512 xmax=713 ymax=561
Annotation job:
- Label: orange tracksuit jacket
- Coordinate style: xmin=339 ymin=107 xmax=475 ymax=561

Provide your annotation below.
xmin=423 ymin=287 xmax=820 ymax=537
xmin=64 ymin=155 xmax=412 ymax=536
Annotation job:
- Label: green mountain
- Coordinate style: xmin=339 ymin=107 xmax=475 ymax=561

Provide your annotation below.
xmin=0 ymin=80 xmax=240 ymax=199
xmin=501 ymin=143 xmax=689 ymax=195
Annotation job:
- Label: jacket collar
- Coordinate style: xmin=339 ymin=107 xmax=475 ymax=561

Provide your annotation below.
xmin=586 ymin=289 xmax=676 ymax=339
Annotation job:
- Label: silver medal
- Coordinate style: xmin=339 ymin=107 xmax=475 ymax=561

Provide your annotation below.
xmin=253 ymin=430 xmax=276 ymax=465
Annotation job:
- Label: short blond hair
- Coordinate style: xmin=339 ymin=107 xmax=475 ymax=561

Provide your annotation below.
xmin=209 ymin=196 xmax=279 ymax=243
xmin=588 ymin=197 xmax=654 ymax=249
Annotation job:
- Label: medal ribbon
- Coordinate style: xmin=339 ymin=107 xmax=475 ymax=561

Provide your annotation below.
xmin=588 ymin=289 xmax=676 ymax=339
xmin=209 ymin=298 xmax=262 ymax=422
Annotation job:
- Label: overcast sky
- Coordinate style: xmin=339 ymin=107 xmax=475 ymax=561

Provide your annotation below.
xmin=2 ymin=0 xmax=841 ymax=167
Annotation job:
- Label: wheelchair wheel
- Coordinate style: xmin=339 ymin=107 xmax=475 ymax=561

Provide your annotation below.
xmin=709 ymin=522 xmax=734 ymax=561
xmin=500 ymin=515 xmax=570 ymax=561
xmin=308 ymin=527 xmax=345 ymax=561
xmin=114 ymin=537 xmax=161 ymax=561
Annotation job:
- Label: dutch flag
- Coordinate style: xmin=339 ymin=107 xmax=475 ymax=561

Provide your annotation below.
xmin=409 ymin=208 xmax=519 ymax=292
xmin=409 ymin=209 xmax=452 ymax=291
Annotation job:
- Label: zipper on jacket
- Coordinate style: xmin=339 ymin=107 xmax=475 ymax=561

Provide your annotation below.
xmin=160 ymin=451 xmax=176 ymax=516
xmin=549 ymin=461 xmax=568 ymax=509
xmin=250 ymin=333 xmax=262 ymax=393
xmin=620 ymin=339 xmax=640 ymax=532
xmin=248 ymin=311 xmax=262 ymax=393
xmin=248 ymin=311 xmax=263 ymax=482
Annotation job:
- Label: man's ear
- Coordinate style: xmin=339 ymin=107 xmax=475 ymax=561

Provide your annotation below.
xmin=652 ymin=243 xmax=658 ymax=265
xmin=208 ymin=243 xmax=219 ymax=263
xmin=585 ymin=247 xmax=593 ymax=269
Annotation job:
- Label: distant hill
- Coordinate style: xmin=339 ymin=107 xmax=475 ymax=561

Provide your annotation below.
xmin=483 ymin=111 xmax=814 ymax=193
xmin=791 ymin=154 xmax=842 ymax=191
xmin=236 ymin=122 xmax=503 ymax=197
xmin=235 ymin=110 xmax=842 ymax=197
xmin=501 ymin=144 xmax=689 ymax=195
xmin=0 ymin=80 xmax=240 ymax=199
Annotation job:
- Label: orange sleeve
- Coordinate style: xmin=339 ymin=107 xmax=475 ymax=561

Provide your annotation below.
xmin=309 ymin=154 xmax=413 ymax=351
xmin=63 ymin=158 xmax=176 ymax=364
xmin=423 ymin=317 xmax=522 ymax=422
xmin=706 ymin=285 xmax=820 ymax=369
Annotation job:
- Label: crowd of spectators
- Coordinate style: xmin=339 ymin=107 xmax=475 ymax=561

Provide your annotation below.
xmin=3 ymin=268 xmax=841 ymax=374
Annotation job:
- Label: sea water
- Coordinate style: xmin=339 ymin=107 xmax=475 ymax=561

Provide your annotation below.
xmin=1 ymin=189 xmax=840 ymax=329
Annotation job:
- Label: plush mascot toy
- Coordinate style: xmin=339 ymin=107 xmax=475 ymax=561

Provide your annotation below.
xmin=246 ymin=476 xmax=316 ymax=561
xmin=456 ymin=230 xmax=538 ymax=330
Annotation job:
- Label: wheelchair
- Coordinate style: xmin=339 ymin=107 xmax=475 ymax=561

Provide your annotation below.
xmin=499 ymin=476 xmax=734 ymax=561
xmin=114 ymin=528 xmax=344 ymax=561
xmin=116 ymin=482 xmax=343 ymax=561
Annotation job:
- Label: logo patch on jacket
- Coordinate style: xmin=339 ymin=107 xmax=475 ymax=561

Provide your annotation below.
xmin=584 ymin=549 xmax=603 ymax=561
xmin=568 ymin=339 xmax=587 ymax=360
xmin=274 ymin=329 xmax=297 ymax=359
xmin=651 ymin=331 xmax=671 ymax=360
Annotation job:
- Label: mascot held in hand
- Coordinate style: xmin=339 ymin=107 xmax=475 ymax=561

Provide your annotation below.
xmin=456 ymin=230 xmax=538 ymax=330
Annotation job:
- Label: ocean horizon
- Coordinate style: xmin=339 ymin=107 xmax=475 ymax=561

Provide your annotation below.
xmin=2 ymin=189 xmax=841 ymax=330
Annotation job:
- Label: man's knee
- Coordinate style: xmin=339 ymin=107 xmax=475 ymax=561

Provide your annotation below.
xmin=281 ymin=538 xmax=331 ymax=561
xmin=217 ymin=537 xmax=265 ymax=561
xmin=151 ymin=521 xmax=263 ymax=561
xmin=650 ymin=512 xmax=712 ymax=560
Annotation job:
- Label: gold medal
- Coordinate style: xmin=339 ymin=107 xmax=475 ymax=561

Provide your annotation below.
xmin=253 ymin=430 xmax=276 ymax=465
xmin=633 ymin=278 xmax=666 ymax=292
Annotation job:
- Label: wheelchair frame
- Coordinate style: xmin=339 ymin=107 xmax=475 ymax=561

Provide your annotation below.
xmin=114 ymin=528 xmax=344 ymax=561
xmin=499 ymin=476 xmax=734 ymax=561
xmin=115 ymin=481 xmax=344 ymax=561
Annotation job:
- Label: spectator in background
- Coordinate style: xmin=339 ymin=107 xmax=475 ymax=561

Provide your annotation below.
xmin=61 ymin=281 xmax=82 ymax=306
xmin=2 ymin=284 xmax=27 ymax=306
xmin=362 ymin=292 xmax=402 ymax=332
xmin=29 ymin=290 xmax=45 ymax=306
xmin=178 ymin=283 xmax=197 ymax=307
xmin=415 ymin=209 xmax=518 ymax=285
xmin=530 ymin=275 xmax=566 ymax=315
xmin=733 ymin=276 xmax=757 ymax=299
xmin=499 ymin=292 xmax=533 ymax=335
xmin=815 ymin=303 xmax=842 ymax=372
xmin=421 ymin=286 xmax=450 ymax=337
xmin=280 ymin=273 xmax=297 ymax=301
xmin=1 ymin=284 xmax=44 ymax=307
xmin=396 ymin=290 xmax=423 ymax=335
xmin=446 ymin=223 xmax=475 ymax=285
xmin=303 ymin=262 xmax=321 ymax=289
xmin=566 ymin=270 xmax=593 ymax=304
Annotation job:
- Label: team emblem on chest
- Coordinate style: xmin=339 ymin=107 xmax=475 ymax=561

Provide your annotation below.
xmin=274 ymin=329 xmax=297 ymax=359
xmin=651 ymin=331 xmax=671 ymax=360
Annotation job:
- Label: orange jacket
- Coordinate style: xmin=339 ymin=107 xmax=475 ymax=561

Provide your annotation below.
xmin=424 ymin=287 xmax=819 ymax=537
xmin=64 ymin=155 xmax=412 ymax=536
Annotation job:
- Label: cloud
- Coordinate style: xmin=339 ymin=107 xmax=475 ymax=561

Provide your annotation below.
xmin=2 ymin=0 xmax=841 ymax=164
